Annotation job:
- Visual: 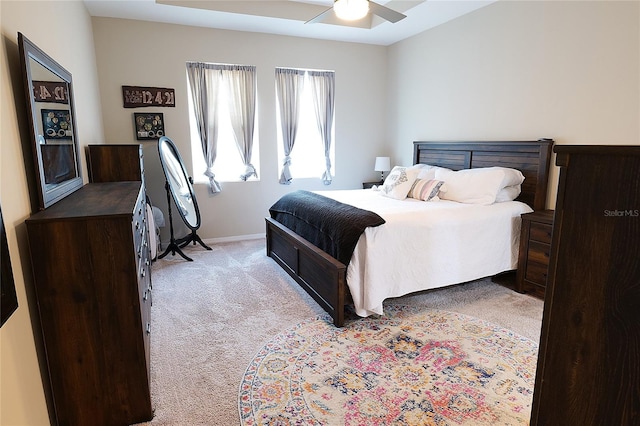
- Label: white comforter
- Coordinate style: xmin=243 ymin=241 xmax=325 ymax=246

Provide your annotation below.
xmin=318 ymin=189 xmax=533 ymax=317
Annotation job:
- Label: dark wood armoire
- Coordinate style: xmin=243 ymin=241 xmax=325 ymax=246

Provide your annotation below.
xmin=531 ymin=145 xmax=640 ymax=425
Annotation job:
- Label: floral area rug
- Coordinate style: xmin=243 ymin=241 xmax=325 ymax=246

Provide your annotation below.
xmin=238 ymin=306 xmax=538 ymax=425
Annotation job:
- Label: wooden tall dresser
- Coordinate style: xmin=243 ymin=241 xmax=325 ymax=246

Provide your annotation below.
xmin=531 ymin=145 xmax=640 ymax=425
xmin=26 ymin=182 xmax=153 ymax=425
xmin=87 ymin=144 xmax=144 ymax=183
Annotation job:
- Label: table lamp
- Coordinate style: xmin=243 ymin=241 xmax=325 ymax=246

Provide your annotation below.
xmin=374 ymin=156 xmax=391 ymax=182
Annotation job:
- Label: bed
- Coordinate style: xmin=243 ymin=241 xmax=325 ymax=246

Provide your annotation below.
xmin=266 ymin=140 xmax=554 ymax=326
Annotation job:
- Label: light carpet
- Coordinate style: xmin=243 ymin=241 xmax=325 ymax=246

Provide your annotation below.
xmin=239 ymin=307 xmax=538 ymax=425
xmin=136 ymin=238 xmax=543 ymax=425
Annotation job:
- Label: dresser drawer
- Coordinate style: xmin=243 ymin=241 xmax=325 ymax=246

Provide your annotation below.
xmin=140 ymin=270 xmax=151 ymax=376
xmin=132 ymin=191 xmax=147 ymax=252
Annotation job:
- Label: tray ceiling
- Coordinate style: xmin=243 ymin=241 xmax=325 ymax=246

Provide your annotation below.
xmin=84 ymin=0 xmax=495 ymax=46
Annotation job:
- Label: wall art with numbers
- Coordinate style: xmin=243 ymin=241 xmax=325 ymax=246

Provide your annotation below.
xmin=33 ymin=80 xmax=69 ymax=104
xmin=122 ymin=85 xmax=175 ymax=108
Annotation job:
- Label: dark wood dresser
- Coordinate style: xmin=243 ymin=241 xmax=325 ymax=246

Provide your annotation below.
xmin=531 ymin=145 xmax=640 ymax=425
xmin=26 ymin=182 xmax=153 ymax=425
xmin=87 ymin=144 xmax=144 ymax=183
xmin=516 ymin=209 xmax=554 ymax=297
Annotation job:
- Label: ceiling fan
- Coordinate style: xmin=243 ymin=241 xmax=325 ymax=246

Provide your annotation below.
xmin=306 ymin=0 xmax=407 ymax=24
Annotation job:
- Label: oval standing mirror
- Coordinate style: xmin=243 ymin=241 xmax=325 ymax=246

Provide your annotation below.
xmin=157 ymin=136 xmax=210 ymax=261
xmin=18 ymin=32 xmax=83 ymax=210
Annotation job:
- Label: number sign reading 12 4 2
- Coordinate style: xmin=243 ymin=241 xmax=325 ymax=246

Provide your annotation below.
xmin=33 ymin=81 xmax=69 ymax=104
xmin=122 ymin=86 xmax=175 ymax=108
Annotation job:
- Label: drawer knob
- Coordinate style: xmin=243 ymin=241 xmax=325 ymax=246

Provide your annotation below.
xmin=146 ymin=323 xmax=151 ymax=335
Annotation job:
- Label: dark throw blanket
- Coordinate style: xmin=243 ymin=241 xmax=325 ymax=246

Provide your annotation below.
xmin=269 ymin=190 xmax=385 ymax=265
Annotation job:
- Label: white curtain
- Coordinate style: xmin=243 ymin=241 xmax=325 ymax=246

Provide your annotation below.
xmin=275 ymin=68 xmax=305 ymax=184
xmin=186 ymin=62 xmax=222 ymax=193
xmin=224 ymin=65 xmax=257 ymax=181
xmin=308 ymin=70 xmax=335 ymax=185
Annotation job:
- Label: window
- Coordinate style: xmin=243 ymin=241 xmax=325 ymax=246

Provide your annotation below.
xmin=275 ymin=68 xmax=335 ymax=184
xmin=186 ymin=62 xmax=259 ymax=191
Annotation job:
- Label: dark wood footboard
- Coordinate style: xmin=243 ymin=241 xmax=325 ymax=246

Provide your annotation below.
xmin=266 ymin=217 xmax=348 ymax=327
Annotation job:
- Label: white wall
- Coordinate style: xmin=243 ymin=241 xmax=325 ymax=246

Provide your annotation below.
xmin=387 ymin=0 xmax=640 ymax=207
xmin=91 ymin=18 xmax=389 ymax=242
xmin=1 ymin=1 xmax=105 ymax=424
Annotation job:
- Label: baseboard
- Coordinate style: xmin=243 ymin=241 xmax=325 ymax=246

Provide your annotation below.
xmin=204 ymin=233 xmax=266 ymax=244
xmin=202 ymin=233 xmax=265 ymax=245
xmin=159 ymin=233 xmax=265 ymax=248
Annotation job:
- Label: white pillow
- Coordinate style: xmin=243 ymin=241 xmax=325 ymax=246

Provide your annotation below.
xmin=490 ymin=167 xmax=524 ymax=202
xmin=435 ymin=167 xmax=506 ymax=205
xmin=380 ymin=166 xmax=419 ymax=200
xmin=490 ymin=167 xmax=525 ymax=188
xmin=495 ymin=185 xmax=522 ymax=202
xmin=416 ymin=165 xmax=453 ymax=181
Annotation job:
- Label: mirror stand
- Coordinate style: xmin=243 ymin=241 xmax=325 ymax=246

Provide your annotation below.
xmin=158 ymin=181 xmax=193 ymax=262
xmin=157 ymin=136 xmax=211 ymax=262
xmin=177 ymin=230 xmax=211 ymax=251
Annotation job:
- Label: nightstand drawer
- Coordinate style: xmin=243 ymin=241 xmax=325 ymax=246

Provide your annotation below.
xmin=526 ymin=240 xmax=550 ymax=265
xmin=530 ymin=222 xmax=552 ymax=244
xmin=525 ymin=263 xmax=548 ymax=285
xmin=525 ymin=268 xmax=548 ymax=286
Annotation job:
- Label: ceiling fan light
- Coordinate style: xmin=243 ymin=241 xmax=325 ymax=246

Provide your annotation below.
xmin=334 ymin=0 xmax=369 ymax=21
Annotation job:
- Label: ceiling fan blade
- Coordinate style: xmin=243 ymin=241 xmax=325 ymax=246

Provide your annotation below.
xmin=368 ymin=1 xmax=406 ymax=23
xmin=305 ymin=7 xmax=334 ymax=24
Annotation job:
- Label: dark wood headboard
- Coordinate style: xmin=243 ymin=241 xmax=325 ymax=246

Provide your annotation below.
xmin=413 ymin=139 xmax=554 ymax=211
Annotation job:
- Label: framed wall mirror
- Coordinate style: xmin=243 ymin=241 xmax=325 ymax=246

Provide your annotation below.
xmin=18 ymin=32 xmax=83 ymax=210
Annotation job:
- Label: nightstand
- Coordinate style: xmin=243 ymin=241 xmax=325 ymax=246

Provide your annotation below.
xmin=362 ymin=181 xmax=383 ymax=189
xmin=516 ymin=210 xmax=554 ymax=298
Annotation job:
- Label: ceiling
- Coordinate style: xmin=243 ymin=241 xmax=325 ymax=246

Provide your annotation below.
xmin=83 ymin=0 xmax=496 ymax=46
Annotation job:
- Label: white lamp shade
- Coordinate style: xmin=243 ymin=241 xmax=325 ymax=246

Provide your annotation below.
xmin=374 ymin=156 xmax=391 ymax=172
xmin=334 ymin=0 xmax=369 ymax=21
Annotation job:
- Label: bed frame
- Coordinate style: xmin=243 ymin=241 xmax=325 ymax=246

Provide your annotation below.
xmin=266 ymin=139 xmax=554 ymax=326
